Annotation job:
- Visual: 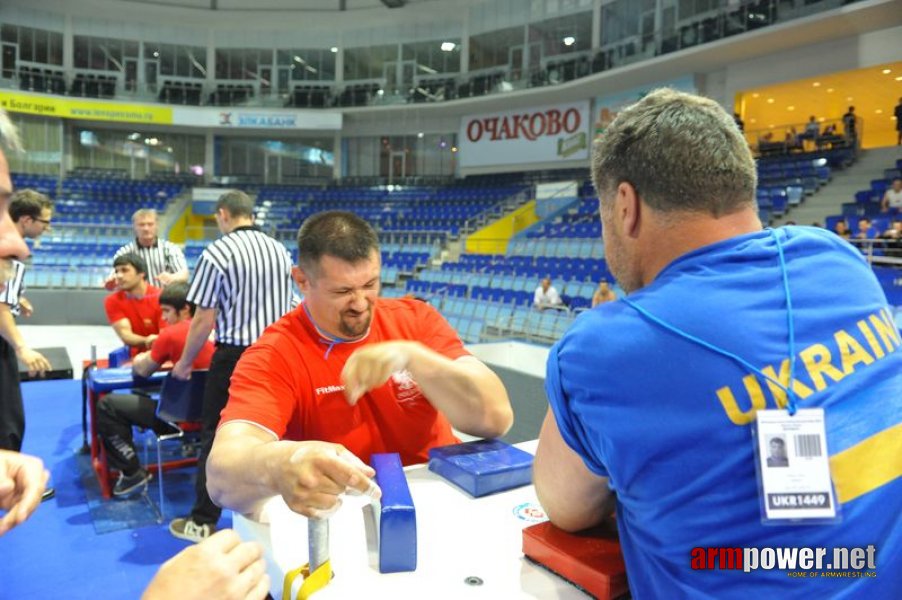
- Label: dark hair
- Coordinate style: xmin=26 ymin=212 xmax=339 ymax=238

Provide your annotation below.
xmin=9 ymin=189 xmax=53 ymax=223
xmin=160 ymin=282 xmax=193 ymax=315
xmin=296 ymin=210 xmax=379 ymax=275
xmin=591 ymin=88 xmax=757 ymax=218
xmin=113 ymin=252 xmax=147 ymax=278
xmin=770 ymin=437 xmax=785 ymax=447
xmin=216 ymin=190 xmax=254 ymax=219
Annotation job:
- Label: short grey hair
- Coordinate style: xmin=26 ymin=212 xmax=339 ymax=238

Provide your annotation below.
xmin=591 ymin=88 xmax=757 ymax=217
xmin=216 ymin=190 xmax=254 ymax=219
xmin=132 ymin=208 xmax=158 ymax=222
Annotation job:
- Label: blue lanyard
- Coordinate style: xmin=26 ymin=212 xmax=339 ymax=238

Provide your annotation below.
xmin=619 ymin=228 xmax=800 ymax=415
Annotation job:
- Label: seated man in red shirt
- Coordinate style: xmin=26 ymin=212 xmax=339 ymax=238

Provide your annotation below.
xmin=104 ymin=253 xmax=164 ymax=357
xmin=207 ymin=211 xmax=513 ymax=519
xmin=97 ymin=282 xmax=215 ymax=497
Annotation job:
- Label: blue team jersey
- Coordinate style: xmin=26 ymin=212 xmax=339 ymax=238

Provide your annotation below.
xmin=546 ymin=226 xmax=901 ymax=599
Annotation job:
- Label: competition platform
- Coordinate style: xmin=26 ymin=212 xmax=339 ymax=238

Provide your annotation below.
xmin=235 ymin=441 xmax=627 ymax=599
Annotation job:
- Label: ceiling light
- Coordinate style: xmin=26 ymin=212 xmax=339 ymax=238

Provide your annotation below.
xmin=875 ymin=109 xmax=883 ymax=114
xmin=787 ymin=106 xmax=795 ymax=111
xmin=451 ymin=147 xmax=458 ymax=153
xmin=440 ymin=42 xmax=456 ymax=52
xmin=752 ymin=93 xmax=759 ymax=98
xmin=766 ymin=98 xmax=774 ymax=104
xmin=749 ymin=119 xmax=757 ymax=124
xmin=827 ymin=88 xmax=834 ymax=93
xmin=563 ymin=36 xmax=575 ymax=46
xmin=330 ymin=47 xmax=338 ymax=53
xmin=846 ymin=96 xmax=853 ymax=102
xmin=812 ymin=82 xmax=820 ymax=87
xmin=882 ymin=69 xmax=891 ymax=74
xmin=895 ymin=76 xmax=902 ymax=81
xmin=417 ymin=132 xmax=424 ymax=138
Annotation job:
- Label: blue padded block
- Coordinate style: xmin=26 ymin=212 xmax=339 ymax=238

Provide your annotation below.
xmin=428 ymin=439 xmax=533 ymax=498
xmin=371 ymin=453 xmax=417 ymax=573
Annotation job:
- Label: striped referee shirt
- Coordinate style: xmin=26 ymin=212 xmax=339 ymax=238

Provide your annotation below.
xmin=187 ymin=225 xmax=296 ymax=346
xmin=113 ymin=238 xmax=188 ymax=285
xmin=0 ymin=260 xmax=25 ymax=317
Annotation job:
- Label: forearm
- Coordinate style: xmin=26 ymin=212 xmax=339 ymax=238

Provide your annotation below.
xmin=207 ymin=433 xmax=295 ymax=516
xmin=115 ymin=328 xmax=152 ymax=349
xmin=178 ymin=311 xmax=215 ymax=367
xmin=534 ymin=410 xmax=611 ymax=532
xmin=0 ymin=306 xmax=25 ymax=351
xmin=409 ymin=348 xmax=512 ymax=438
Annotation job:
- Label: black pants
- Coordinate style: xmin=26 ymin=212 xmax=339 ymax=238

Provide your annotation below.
xmin=96 ymin=392 xmax=174 ymax=475
xmin=0 ymin=337 xmax=24 ymax=452
xmin=190 ymin=344 xmax=247 ymax=525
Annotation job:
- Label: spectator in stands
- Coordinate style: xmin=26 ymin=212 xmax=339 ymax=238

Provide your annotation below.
xmin=1 ymin=190 xmax=54 ymax=454
xmin=105 ymin=209 xmax=188 ymax=290
xmin=895 ymin=97 xmax=902 ymax=145
xmin=205 ymin=210 xmax=512 ymax=520
xmin=856 ymin=217 xmax=876 ymax=240
xmin=104 ymin=253 xmax=164 ymax=357
xmin=880 ymin=177 xmax=902 ymax=213
xmin=534 ymin=88 xmax=900 ymax=598
xmin=842 ymin=106 xmax=857 ymax=145
xmin=533 ymin=277 xmax=563 ymax=310
xmin=833 ymin=219 xmax=852 ymax=240
xmin=591 ymin=279 xmax=617 ymax=307
xmin=97 ymin=282 xmax=215 ymax=498
xmin=880 ymin=218 xmax=902 ymax=257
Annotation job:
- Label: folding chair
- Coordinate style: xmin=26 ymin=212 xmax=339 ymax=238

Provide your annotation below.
xmin=147 ymin=371 xmax=207 ymax=520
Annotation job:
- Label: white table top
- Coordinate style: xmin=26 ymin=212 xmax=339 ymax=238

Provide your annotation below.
xmin=233 ymin=440 xmax=590 ymax=599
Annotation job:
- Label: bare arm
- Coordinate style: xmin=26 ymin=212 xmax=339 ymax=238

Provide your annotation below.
xmin=534 ymin=408 xmax=612 ymax=532
xmin=171 ymin=307 xmax=215 ymax=380
xmin=206 ymin=422 xmax=378 ymax=518
xmin=111 ymin=317 xmax=155 ymax=350
xmin=131 ymin=350 xmax=161 ymax=378
xmin=0 ymin=304 xmax=50 ymax=375
xmin=341 ymin=342 xmax=513 ymax=438
xmin=155 ymin=270 xmax=189 ymax=286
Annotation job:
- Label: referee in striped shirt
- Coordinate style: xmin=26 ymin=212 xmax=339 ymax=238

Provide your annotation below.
xmin=105 ymin=208 xmax=188 ymax=289
xmin=170 ymin=189 xmax=296 ymax=543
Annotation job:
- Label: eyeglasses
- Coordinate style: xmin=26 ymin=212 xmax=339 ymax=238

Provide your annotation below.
xmin=33 ymin=217 xmax=52 ymax=226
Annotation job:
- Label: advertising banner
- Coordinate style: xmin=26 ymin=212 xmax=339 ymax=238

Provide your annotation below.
xmin=0 ymin=91 xmax=172 ymax=125
xmin=171 ymin=107 xmax=342 ymax=130
xmin=458 ymin=100 xmax=590 ymax=168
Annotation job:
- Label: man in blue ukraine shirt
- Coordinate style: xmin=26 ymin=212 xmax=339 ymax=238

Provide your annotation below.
xmin=534 ymin=88 xmax=901 ymax=598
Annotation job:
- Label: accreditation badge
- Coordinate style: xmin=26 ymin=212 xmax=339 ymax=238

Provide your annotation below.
xmin=753 ymin=408 xmax=840 ymax=524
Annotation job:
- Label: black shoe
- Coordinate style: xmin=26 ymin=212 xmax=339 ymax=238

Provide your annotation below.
xmin=41 ymin=487 xmax=55 ymax=502
xmin=113 ymin=469 xmax=151 ymax=497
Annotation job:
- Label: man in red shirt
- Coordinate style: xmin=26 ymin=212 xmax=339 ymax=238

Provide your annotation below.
xmin=207 ymin=211 xmax=513 ymax=519
xmin=97 ymin=282 xmax=215 ymax=497
xmin=104 ymin=253 xmax=164 ymax=357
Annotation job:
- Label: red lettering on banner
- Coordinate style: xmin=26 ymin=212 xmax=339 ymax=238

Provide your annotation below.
xmin=467 ymin=107 xmax=583 ymax=143
xmin=546 ymin=109 xmax=562 ymax=135
xmin=563 ymin=108 xmax=580 ymax=133
xmin=466 ymin=120 xmax=482 ymax=142
xmin=499 ymin=116 xmax=514 ymax=140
